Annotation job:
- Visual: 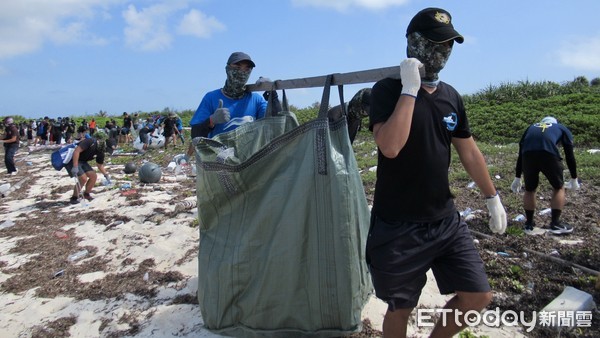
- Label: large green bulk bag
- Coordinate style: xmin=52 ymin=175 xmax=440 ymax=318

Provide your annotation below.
xmin=195 ymin=76 xmax=372 ymax=337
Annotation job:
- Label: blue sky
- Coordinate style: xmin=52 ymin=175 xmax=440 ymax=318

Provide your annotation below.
xmin=1 ymin=0 xmax=599 ymax=120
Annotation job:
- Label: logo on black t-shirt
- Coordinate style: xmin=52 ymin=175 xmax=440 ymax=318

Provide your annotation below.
xmin=443 ymin=112 xmax=457 ymax=131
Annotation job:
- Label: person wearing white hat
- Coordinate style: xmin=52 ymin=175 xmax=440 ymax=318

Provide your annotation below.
xmin=511 ymin=116 xmax=579 ymax=234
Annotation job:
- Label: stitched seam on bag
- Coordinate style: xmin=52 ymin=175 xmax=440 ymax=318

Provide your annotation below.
xmin=316 ymin=128 xmax=327 ymax=175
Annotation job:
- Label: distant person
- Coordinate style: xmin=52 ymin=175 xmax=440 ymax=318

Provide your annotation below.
xmin=327 ymin=88 xmax=371 ymax=144
xmin=89 ymin=118 xmax=97 ymax=136
xmin=1 ymin=117 xmax=20 ymax=175
xmin=27 ymin=120 xmax=35 ymax=146
xmin=161 ymin=112 xmax=178 ymax=148
xmin=34 ymin=117 xmax=49 ymax=146
xmin=511 ymin=116 xmax=579 ymax=234
xmin=189 ymin=52 xmax=267 ymax=139
xmin=366 ymin=8 xmax=506 ymax=337
xmin=121 ymin=112 xmax=133 ymax=143
xmin=65 ymin=132 xmax=111 ymax=204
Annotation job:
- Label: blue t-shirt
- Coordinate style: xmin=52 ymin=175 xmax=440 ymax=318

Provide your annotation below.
xmin=519 ymin=121 xmax=574 ymax=159
xmin=190 ymin=89 xmax=267 ymax=138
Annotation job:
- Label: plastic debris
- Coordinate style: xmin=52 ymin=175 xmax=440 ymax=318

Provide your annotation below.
xmin=513 ymin=214 xmax=526 ymax=222
xmin=460 ymin=208 xmax=472 ymax=217
xmin=0 ymin=219 xmax=15 ymax=229
xmin=53 ymin=231 xmax=68 ymax=239
xmin=143 ymin=272 xmax=149 ymax=281
xmin=68 ymin=249 xmax=89 ymax=262
xmin=497 ymin=252 xmax=510 ymax=257
xmin=538 ymin=208 xmax=551 ymax=216
xmin=53 ymin=269 xmax=65 ymax=278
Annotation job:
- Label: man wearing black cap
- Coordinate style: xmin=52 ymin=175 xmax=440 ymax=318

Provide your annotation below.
xmin=189 ymin=51 xmax=267 ymax=139
xmin=366 ymin=8 xmax=507 ymax=337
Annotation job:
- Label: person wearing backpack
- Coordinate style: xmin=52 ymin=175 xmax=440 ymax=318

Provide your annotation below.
xmin=64 ymin=132 xmax=111 ymax=204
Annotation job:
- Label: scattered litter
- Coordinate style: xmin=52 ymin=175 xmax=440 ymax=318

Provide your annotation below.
xmin=494 ymin=175 xmax=501 ymax=179
xmin=497 ymin=252 xmax=510 ymax=257
xmin=120 ymin=183 xmax=132 ymax=190
xmin=368 ymin=166 xmax=377 ymax=172
xmin=0 ymin=219 xmax=15 ymax=230
xmin=53 ymin=231 xmax=68 ymax=239
xmin=473 ymin=239 xmax=479 ymax=245
xmin=0 ymin=183 xmax=11 ymax=197
xmin=460 ymin=208 xmax=472 ymax=217
xmin=68 ymin=249 xmax=89 ymax=262
xmin=121 ymin=189 xmax=138 ymax=196
xmin=143 ymin=272 xmax=149 ymax=282
xmin=467 ymin=181 xmax=476 ymax=189
xmin=174 ymin=200 xmax=197 ymax=212
xmin=549 ymin=249 xmax=560 ymax=257
xmin=104 ymin=220 xmax=124 ymax=231
xmin=587 ymin=149 xmax=600 ymax=154
xmin=513 ymin=214 xmax=526 ymax=222
xmin=538 ymin=208 xmax=551 ymax=215
xmin=53 ymin=269 xmax=65 ymax=278
xmin=26 ymin=161 xmax=33 ymax=166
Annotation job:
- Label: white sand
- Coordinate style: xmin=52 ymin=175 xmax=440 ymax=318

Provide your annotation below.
xmin=0 ymin=149 xmax=526 ymax=337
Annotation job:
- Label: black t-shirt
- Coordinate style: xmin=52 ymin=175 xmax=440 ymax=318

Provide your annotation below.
xmin=369 ymin=79 xmax=471 ymax=223
xmin=77 ymin=137 xmax=105 ymax=164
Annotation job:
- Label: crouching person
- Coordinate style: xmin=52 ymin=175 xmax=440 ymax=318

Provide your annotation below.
xmin=65 ymin=132 xmax=111 ymax=204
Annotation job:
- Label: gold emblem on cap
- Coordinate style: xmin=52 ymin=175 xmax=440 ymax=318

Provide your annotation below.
xmin=434 ymin=12 xmax=450 ymax=24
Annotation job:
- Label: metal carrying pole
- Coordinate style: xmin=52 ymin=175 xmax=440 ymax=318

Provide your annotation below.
xmin=245 ymin=65 xmax=401 ymax=92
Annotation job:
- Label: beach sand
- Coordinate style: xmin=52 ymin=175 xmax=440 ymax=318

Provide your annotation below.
xmin=0 ymin=148 xmax=525 ymax=337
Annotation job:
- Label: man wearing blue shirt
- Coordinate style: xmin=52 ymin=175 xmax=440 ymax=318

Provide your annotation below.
xmin=511 ymin=116 xmax=579 ymax=234
xmin=190 ymin=52 xmax=267 ymax=139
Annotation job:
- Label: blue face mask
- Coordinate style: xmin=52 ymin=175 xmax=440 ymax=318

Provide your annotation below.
xmin=406 ymin=32 xmax=453 ymax=85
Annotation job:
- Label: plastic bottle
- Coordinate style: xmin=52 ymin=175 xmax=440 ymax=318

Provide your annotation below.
xmin=538 ymin=208 xmax=551 ymax=215
xmin=460 ymin=208 xmax=472 ymax=217
xmin=68 ymin=249 xmax=89 ymax=262
xmin=513 ymin=214 xmax=526 ymax=222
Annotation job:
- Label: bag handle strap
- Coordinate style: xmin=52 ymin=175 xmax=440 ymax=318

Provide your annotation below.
xmin=265 ymin=81 xmax=288 ymax=117
xmin=318 ymin=74 xmax=346 ymax=119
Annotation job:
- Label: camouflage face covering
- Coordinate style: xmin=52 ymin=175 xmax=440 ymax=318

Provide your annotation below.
xmin=223 ymin=65 xmax=251 ymax=99
xmin=348 ymin=88 xmax=371 ymax=121
xmin=406 ymin=32 xmax=453 ymax=84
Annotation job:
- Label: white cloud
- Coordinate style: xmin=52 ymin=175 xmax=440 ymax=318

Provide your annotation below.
xmin=557 ymin=35 xmax=600 ymax=71
xmin=177 ymin=9 xmax=225 ymax=38
xmin=0 ymin=0 xmax=115 ymax=59
xmin=291 ymin=0 xmax=409 ymax=11
xmin=122 ymin=4 xmax=175 ymax=51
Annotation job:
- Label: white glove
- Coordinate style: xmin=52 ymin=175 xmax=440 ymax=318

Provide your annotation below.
xmin=486 ymin=194 xmax=507 ymax=235
xmin=511 ymin=177 xmax=522 ymax=193
xmin=400 ymin=58 xmax=423 ymax=97
xmin=71 ymin=166 xmax=80 ymax=177
xmin=565 ymin=178 xmax=580 ymax=190
xmin=210 ymin=99 xmax=230 ymax=125
xmin=104 ymin=174 xmax=112 ymax=185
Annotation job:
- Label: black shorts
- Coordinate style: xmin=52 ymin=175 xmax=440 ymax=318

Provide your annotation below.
xmin=366 ymin=211 xmax=490 ymax=311
xmin=65 ymin=161 xmax=94 ymax=178
xmin=522 ymin=151 xmax=564 ymax=191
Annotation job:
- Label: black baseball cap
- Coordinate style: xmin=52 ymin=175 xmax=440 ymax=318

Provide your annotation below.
xmin=227 ymin=52 xmax=255 ymax=67
xmin=406 ymin=8 xmax=464 ymax=44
